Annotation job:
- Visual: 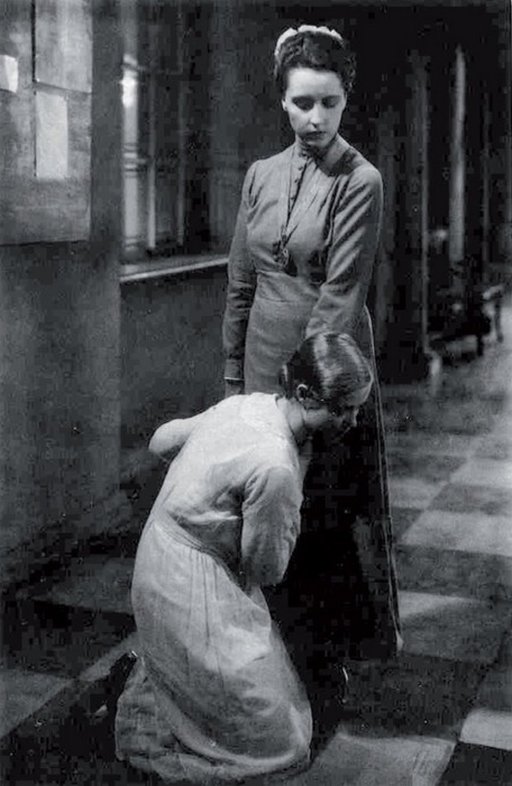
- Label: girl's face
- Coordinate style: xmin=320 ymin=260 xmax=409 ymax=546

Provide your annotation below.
xmin=298 ymin=381 xmax=371 ymax=435
xmin=304 ymin=402 xmax=360 ymax=435
xmin=281 ymin=67 xmax=347 ymax=153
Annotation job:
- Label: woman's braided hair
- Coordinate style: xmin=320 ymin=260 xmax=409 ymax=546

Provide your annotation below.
xmin=274 ymin=26 xmax=356 ymax=95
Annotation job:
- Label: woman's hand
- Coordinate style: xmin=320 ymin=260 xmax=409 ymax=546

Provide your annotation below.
xmin=224 ymin=380 xmax=244 ymax=398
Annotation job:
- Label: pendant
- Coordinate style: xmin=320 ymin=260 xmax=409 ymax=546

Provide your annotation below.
xmin=272 ymin=239 xmax=297 ymax=277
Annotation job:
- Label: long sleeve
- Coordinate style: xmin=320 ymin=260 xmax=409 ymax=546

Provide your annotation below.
xmin=148 ymin=412 xmax=206 ymax=462
xmin=306 ymin=163 xmax=383 ymax=338
xmin=222 ymin=164 xmax=257 ymax=383
xmin=241 ymin=463 xmax=302 ymax=587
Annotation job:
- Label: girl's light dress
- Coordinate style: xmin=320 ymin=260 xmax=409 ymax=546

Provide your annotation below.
xmin=115 ymin=393 xmax=312 ymax=784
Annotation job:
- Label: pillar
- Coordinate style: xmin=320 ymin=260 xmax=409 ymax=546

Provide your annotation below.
xmin=383 ymin=49 xmax=431 ymax=382
xmin=488 ymin=4 xmax=512 ymax=278
xmin=448 ymin=46 xmax=466 ymax=292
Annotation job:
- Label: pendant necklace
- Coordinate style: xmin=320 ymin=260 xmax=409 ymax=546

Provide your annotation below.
xmin=272 ymin=148 xmax=309 ymax=277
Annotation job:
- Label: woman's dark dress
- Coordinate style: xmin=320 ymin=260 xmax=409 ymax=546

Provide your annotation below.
xmin=222 ymin=134 xmax=400 ymax=665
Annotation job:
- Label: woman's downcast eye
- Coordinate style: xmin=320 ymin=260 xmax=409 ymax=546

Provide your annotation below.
xmin=292 ymin=96 xmax=342 ymax=111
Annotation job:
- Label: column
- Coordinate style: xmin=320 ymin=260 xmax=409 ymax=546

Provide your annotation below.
xmin=448 ymin=46 xmax=466 ymax=292
xmin=386 ymin=49 xmax=431 ymax=381
xmin=464 ymin=45 xmax=485 ymax=288
xmin=488 ymin=5 xmax=512 ymax=276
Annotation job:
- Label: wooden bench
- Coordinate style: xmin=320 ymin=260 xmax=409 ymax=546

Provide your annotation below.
xmin=429 ymin=282 xmax=504 ymax=356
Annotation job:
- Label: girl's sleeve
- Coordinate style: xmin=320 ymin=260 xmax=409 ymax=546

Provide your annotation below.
xmin=148 ymin=412 xmax=206 ymax=462
xmin=240 ymin=463 xmax=302 ymax=587
xmin=306 ymin=164 xmax=383 ymax=338
xmin=222 ymin=164 xmax=258 ymax=385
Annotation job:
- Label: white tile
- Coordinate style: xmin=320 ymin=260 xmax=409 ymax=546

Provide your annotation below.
xmin=398 ymin=591 xmax=512 ymax=664
xmin=401 ymin=510 xmax=512 ymax=558
xmin=451 ymin=458 xmax=512 ymax=489
xmin=389 ymin=478 xmax=444 ymax=510
xmin=460 ymin=708 xmax=512 ymax=751
xmin=475 ymin=435 xmax=512 ymax=461
xmin=289 ymin=732 xmax=454 ymax=786
xmin=0 ymin=669 xmax=70 ymax=737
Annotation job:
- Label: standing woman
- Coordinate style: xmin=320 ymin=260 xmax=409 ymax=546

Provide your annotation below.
xmin=222 ymin=25 xmax=401 ymax=681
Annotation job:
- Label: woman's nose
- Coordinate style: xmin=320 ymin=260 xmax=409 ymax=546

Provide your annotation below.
xmin=310 ymin=104 xmax=324 ymax=126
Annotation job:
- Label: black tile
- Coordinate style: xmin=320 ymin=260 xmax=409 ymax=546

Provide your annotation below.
xmin=0 ymin=680 xmax=156 ymax=785
xmin=2 ymin=598 xmax=134 ymax=678
xmin=395 ymin=545 xmax=512 ymax=602
xmin=345 ymin=653 xmax=486 ymax=739
xmin=439 ymin=741 xmax=512 ymax=785
xmin=432 ymin=483 xmax=512 ymax=517
xmin=387 ymin=451 xmax=466 ymax=483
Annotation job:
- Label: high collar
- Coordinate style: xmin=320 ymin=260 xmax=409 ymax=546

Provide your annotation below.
xmin=293 ymin=134 xmax=350 ymax=173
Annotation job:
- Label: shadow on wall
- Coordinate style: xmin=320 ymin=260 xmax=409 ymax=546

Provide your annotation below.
xmin=120 ymin=267 xmax=227 ymax=450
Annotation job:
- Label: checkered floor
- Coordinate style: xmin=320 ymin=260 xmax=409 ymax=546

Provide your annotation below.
xmin=2 ymin=306 xmax=512 ymax=784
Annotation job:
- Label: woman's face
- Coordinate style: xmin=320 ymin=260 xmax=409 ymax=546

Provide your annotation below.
xmin=281 ymin=67 xmax=347 ymax=153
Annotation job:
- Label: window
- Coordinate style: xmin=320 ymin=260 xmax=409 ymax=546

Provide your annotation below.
xmin=121 ymin=0 xmax=212 ymax=261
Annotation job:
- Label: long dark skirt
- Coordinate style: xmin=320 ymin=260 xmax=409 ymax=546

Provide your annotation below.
xmin=269 ymin=381 xmax=401 ymax=685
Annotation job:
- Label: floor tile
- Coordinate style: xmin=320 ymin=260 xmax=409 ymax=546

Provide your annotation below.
xmin=28 ymin=555 xmax=135 ymax=615
xmin=0 ymin=668 xmax=71 ymax=738
xmin=396 ymin=545 xmax=512 ymax=602
xmin=346 ymin=653 xmax=485 ymax=739
xmin=385 ymin=431 xmax=478 ymax=458
xmin=386 ymin=400 xmax=499 ymax=437
xmin=391 ymin=508 xmax=424 ymax=543
xmin=431 ymin=482 xmax=512 ymax=517
xmin=451 ymin=457 xmax=512 ymax=489
xmin=290 ymin=730 xmax=455 ymax=786
xmin=439 ymin=742 xmax=512 ymax=785
xmin=473 ymin=664 xmax=512 ymax=714
xmin=496 ymin=628 xmax=512 ymax=666
xmin=460 ymin=708 xmax=512 ymax=752
xmin=398 ymin=591 xmax=512 ymax=664
xmin=475 ymin=435 xmax=512 ymax=461
xmin=402 ymin=509 xmax=512 ymax=558
xmin=3 ymin=600 xmax=135 ymax=678
xmin=387 ymin=451 xmax=466 ymax=483
xmin=79 ymin=632 xmax=139 ymax=684
xmin=389 ymin=478 xmax=445 ymax=510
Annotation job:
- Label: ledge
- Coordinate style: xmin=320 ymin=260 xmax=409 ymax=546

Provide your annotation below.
xmin=120 ymin=254 xmax=228 ymax=283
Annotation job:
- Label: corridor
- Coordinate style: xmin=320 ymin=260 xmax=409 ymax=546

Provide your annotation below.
xmin=2 ymin=305 xmax=512 ymax=785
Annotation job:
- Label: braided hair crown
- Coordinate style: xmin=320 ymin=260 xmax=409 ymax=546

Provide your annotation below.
xmin=273 ymin=24 xmax=356 ymax=95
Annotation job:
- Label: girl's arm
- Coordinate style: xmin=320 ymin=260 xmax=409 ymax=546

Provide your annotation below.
xmin=240 ymin=463 xmax=302 ymax=587
xmin=148 ymin=412 xmax=206 ymax=462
